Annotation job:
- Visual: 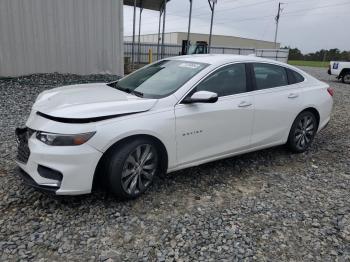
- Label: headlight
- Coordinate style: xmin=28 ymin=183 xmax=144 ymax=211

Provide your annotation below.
xmin=36 ymin=131 xmax=95 ymax=146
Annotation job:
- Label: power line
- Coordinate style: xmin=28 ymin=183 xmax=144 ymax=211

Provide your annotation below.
xmin=284 ymin=1 xmax=350 ymax=15
xmin=160 ymin=0 xmax=347 ymax=21
xmin=135 ymin=0 xmax=275 ymax=27
xmin=282 ymin=11 xmax=349 ymax=18
xmin=166 ymin=0 xmax=239 ymax=16
xmin=168 ymin=0 xmax=276 ymax=18
xmin=125 ymin=0 xmax=350 ymax=35
xmin=198 ymin=1 xmax=350 ymax=26
xmin=136 ymin=0 xmax=270 ymax=25
xmin=132 ymin=7 xmax=349 ymax=40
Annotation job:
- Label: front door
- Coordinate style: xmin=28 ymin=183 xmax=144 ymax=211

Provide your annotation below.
xmin=174 ymin=63 xmax=255 ymax=166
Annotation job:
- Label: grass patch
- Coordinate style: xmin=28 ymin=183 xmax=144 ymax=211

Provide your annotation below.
xmin=288 ymin=60 xmax=329 ymax=68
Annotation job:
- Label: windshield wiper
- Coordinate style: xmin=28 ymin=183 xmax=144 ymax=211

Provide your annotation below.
xmin=109 ymin=82 xmax=144 ymax=98
xmin=131 ymin=90 xmax=144 ymax=97
xmin=113 ymin=83 xmax=131 ymax=93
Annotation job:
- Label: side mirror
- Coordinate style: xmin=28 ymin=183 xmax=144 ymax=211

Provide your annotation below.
xmin=182 ymin=91 xmax=218 ymax=104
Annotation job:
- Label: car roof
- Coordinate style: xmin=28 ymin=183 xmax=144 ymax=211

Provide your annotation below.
xmin=168 ymin=54 xmax=286 ymax=67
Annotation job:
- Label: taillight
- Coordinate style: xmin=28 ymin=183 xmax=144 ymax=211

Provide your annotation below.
xmin=327 ymin=87 xmax=334 ymax=97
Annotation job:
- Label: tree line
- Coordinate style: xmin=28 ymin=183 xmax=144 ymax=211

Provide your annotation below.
xmin=286 ymin=47 xmax=350 ymax=61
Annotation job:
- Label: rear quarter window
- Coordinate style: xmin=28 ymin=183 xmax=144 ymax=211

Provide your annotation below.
xmin=286 ymin=68 xmax=305 ymax=84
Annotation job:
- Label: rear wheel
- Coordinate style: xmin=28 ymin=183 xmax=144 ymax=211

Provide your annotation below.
xmin=106 ymin=138 xmax=159 ymax=199
xmin=342 ymin=71 xmax=350 ymax=84
xmin=287 ymin=111 xmax=318 ymax=153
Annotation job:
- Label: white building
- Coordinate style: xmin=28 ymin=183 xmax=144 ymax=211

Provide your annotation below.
xmin=124 ymin=32 xmax=280 ymax=49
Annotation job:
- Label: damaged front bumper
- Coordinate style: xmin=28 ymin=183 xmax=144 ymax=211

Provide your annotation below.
xmin=15 ymin=127 xmax=103 ymax=195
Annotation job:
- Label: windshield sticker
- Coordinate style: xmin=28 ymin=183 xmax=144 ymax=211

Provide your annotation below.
xmin=178 ymin=63 xmax=201 ymax=69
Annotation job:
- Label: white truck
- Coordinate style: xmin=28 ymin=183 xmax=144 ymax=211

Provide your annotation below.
xmin=328 ymin=61 xmax=350 ymax=84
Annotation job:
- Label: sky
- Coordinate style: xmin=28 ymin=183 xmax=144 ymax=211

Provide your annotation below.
xmin=123 ymin=0 xmax=350 ymax=53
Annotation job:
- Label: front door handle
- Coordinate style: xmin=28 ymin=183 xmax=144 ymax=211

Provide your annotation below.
xmin=238 ymin=101 xmax=252 ymax=108
xmin=288 ymin=93 xmax=299 ymax=99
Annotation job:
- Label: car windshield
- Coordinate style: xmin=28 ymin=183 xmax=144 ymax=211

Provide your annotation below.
xmin=110 ymin=60 xmax=208 ymax=99
xmin=188 ymin=45 xmax=197 ymax=54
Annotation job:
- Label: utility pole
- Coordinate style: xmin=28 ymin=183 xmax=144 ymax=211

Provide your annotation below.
xmin=157 ymin=9 xmax=163 ymax=60
xmin=131 ymin=0 xmax=137 ymax=69
xmin=208 ymin=0 xmax=217 ymax=53
xmin=186 ymin=0 xmax=193 ymax=55
xmin=161 ymin=0 xmax=167 ymax=59
xmin=274 ymin=2 xmax=284 ymax=49
xmin=138 ymin=2 xmax=143 ymax=64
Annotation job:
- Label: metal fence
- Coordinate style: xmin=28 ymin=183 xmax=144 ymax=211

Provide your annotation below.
xmin=124 ymin=42 xmax=289 ymax=64
xmin=255 ymin=49 xmax=290 ymax=62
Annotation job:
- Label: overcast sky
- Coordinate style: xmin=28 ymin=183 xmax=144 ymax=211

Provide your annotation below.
xmin=123 ymin=0 xmax=350 ymax=53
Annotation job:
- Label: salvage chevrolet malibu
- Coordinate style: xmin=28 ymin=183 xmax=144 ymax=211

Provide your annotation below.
xmin=16 ymin=55 xmax=333 ymax=199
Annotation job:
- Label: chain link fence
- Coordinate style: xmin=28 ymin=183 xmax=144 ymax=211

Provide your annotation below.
xmin=124 ymin=42 xmax=289 ymax=64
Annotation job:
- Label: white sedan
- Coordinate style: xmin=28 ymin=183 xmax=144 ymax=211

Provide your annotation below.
xmin=16 ymin=55 xmax=333 ymax=199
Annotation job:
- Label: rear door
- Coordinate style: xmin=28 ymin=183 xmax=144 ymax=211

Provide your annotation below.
xmin=249 ymin=63 xmax=305 ymax=148
xmin=174 ymin=63 xmax=255 ymax=166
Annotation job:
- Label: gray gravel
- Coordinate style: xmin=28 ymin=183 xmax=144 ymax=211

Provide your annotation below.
xmin=0 ymin=68 xmax=349 ymax=261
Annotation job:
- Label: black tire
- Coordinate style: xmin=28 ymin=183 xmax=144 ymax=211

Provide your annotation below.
xmin=287 ymin=111 xmax=318 ymax=153
xmin=342 ymin=71 xmax=350 ymax=84
xmin=105 ymin=138 xmax=159 ymax=199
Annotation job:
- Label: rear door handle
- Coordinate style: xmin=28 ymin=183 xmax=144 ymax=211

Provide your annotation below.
xmin=238 ymin=101 xmax=252 ymax=108
xmin=288 ymin=93 xmax=299 ymax=99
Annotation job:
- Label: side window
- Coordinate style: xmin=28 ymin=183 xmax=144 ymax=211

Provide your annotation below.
xmin=287 ymin=68 xmax=305 ymax=84
xmin=253 ymin=63 xmax=288 ymax=90
xmin=196 ymin=63 xmax=247 ymax=97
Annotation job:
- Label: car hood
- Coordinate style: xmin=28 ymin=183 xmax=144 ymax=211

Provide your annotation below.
xmin=33 ymin=83 xmax=157 ymax=119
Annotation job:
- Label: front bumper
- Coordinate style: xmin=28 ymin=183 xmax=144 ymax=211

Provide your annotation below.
xmin=15 ymin=128 xmax=103 ymax=195
xmin=16 ymin=167 xmax=59 ymax=194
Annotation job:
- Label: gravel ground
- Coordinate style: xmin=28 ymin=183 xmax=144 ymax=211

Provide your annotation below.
xmin=0 ymin=68 xmax=349 ymax=261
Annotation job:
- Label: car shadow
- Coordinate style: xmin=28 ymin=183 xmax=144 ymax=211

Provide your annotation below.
xmin=10 ymin=144 xmax=298 ymax=210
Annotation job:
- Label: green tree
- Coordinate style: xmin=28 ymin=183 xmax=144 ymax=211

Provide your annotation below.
xmin=286 ymin=47 xmax=350 ymax=62
xmin=287 ymin=47 xmax=304 ymax=60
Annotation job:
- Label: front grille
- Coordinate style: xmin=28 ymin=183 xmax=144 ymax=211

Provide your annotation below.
xmin=16 ymin=128 xmax=35 ymax=163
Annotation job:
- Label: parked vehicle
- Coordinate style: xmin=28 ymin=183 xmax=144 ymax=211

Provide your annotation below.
xmin=16 ymin=55 xmax=333 ymax=199
xmin=181 ymin=40 xmax=208 ymax=55
xmin=328 ymin=61 xmax=350 ymax=84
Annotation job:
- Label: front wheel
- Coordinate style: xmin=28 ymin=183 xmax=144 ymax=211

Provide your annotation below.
xmin=342 ymin=72 xmax=350 ymax=84
xmin=287 ymin=111 xmax=318 ymax=153
xmin=106 ymin=138 xmax=159 ymax=199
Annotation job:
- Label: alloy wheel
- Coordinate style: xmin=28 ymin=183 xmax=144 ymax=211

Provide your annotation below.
xmin=294 ymin=115 xmax=316 ymax=150
xmin=121 ymin=144 xmax=158 ymax=195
